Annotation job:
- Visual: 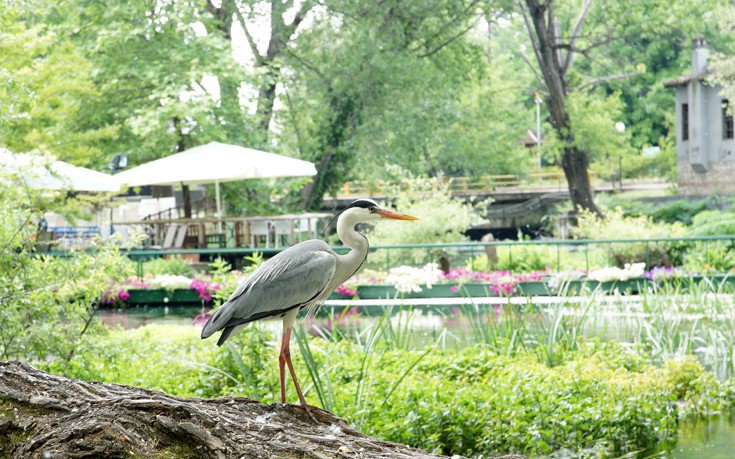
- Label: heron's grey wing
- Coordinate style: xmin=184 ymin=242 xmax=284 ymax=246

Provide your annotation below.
xmin=201 ymin=242 xmax=336 ymax=339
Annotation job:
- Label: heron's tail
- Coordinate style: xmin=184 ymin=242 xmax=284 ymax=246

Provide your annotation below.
xmin=201 ymin=304 xmax=233 ymax=339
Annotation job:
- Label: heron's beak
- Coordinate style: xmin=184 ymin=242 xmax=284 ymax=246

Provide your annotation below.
xmin=376 ymin=208 xmax=419 ymax=220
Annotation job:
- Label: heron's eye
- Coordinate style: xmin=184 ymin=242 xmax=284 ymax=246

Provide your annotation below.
xmin=369 ymin=206 xmax=377 ymax=213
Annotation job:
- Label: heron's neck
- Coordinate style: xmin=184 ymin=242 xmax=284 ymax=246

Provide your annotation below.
xmin=337 ymin=214 xmax=368 ymax=253
xmin=330 ymin=212 xmax=369 ymax=286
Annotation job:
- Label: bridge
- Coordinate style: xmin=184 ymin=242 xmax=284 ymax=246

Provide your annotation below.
xmin=325 ymin=172 xmax=670 ymax=208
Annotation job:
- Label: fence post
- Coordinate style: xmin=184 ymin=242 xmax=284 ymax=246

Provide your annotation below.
xmin=509 ymin=245 xmax=513 ymax=270
xmin=585 ymin=243 xmax=589 ymax=272
xmin=556 ymin=244 xmax=560 ymax=272
xmin=705 ymin=240 xmax=709 ymax=266
xmin=646 ymin=241 xmax=650 ymax=268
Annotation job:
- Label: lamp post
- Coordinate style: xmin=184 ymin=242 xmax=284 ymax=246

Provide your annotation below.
xmin=534 ymin=93 xmax=543 ymax=172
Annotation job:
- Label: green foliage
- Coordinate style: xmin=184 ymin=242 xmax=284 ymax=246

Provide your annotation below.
xmin=574 ymin=207 xmax=687 ymax=266
xmin=0 ymin=182 xmax=132 ymax=360
xmin=567 ymin=91 xmax=633 ymax=164
xmin=0 ymin=13 xmax=112 ymax=164
xmin=366 ymin=168 xmax=484 ymax=265
xmin=708 ymin=7 xmax=735 ymax=108
xmin=688 ymin=210 xmax=735 ymax=236
xmin=142 ymin=255 xmax=196 ymax=277
xmin=42 ymin=324 xmax=277 ymax=400
xmin=471 ymin=242 xmax=556 ymax=272
xmin=48 ymin=322 xmax=720 ymax=458
xmin=683 ymin=242 xmax=735 ymax=273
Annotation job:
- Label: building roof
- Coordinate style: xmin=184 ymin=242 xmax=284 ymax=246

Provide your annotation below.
xmin=663 ymin=71 xmax=710 ymax=87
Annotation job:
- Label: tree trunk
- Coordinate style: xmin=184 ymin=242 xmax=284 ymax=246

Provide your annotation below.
xmin=0 ymin=361 xmax=531 ymax=459
xmin=561 ymin=146 xmax=599 ymax=215
xmin=256 ymin=76 xmax=278 ymax=138
xmin=302 ymin=94 xmax=358 ymax=210
xmin=523 ymin=0 xmax=602 ymax=216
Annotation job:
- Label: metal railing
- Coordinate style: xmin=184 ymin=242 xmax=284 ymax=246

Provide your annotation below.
xmin=55 ymin=234 xmax=733 ymax=276
xmin=333 ymin=173 xmax=670 ymax=199
xmin=334 ymin=172 xmax=570 ymax=198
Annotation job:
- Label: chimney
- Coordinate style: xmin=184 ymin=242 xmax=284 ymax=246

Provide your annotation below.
xmin=691 ymin=36 xmax=708 ymax=74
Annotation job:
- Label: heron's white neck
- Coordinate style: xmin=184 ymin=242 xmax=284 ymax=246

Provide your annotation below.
xmin=326 ymin=209 xmax=368 ymax=288
xmin=336 ymin=210 xmax=369 ymax=252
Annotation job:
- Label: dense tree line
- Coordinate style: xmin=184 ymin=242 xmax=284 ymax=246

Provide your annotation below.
xmin=1 ymin=0 xmax=731 ymax=213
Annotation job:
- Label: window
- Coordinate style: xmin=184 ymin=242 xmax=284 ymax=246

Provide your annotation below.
xmin=682 ymin=103 xmax=689 ymax=141
xmin=723 ymin=99 xmax=734 ymax=140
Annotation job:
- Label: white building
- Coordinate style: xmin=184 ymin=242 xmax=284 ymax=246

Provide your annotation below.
xmin=664 ymin=37 xmax=735 ymax=195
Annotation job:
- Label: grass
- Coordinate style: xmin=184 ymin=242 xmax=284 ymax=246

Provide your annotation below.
xmin=34 ymin=277 xmax=735 ymax=457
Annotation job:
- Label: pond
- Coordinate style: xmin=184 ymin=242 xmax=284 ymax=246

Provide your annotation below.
xmin=95 ymin=301 xmax=735 ymax=459
xmin=650 ymin=413 xmax=735 ymax=459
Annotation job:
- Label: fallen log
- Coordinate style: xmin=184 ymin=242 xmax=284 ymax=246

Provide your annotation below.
xmin=0 ymin=361 xmax=526 ymax=459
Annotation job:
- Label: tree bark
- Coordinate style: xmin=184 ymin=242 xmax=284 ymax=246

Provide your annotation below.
xmin=0 ymin=361 xmax=531 ymax=459
xmin=522 ymin=0 xmax=602 ymax=216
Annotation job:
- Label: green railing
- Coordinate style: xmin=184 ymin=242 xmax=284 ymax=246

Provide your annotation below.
xmin=47 ymin=235 xmax=735 ymax=276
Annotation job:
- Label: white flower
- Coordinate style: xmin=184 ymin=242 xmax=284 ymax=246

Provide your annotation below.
xmin=385 ymin=263 xmax=443 ymax=293
xmin=149 ymin=274 xmax=192 ymax=291
xmin=588 ymin=262 xmax=646 ymax=282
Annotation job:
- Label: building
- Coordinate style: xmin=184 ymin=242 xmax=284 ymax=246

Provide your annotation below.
xmin=665 ymin=37 xmax=735 ymax=195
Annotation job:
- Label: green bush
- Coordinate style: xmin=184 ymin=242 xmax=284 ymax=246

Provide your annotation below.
xmin=142 ymin=255 xmax=196 ymax=276
xmin=574 ymin=207 xmax=687 ymax=267
xmin=0 ymin=180 xmax=131 ymax=361
xmin=44 ymin=324 xmax=730 ymax=458
xmin=688 ymin=210 xmax=735 ymax=236
xmin=683 ymin=241 xmax=735 ymax=273
xmin=43 ymin=324 xmax=277 ymax=400
xmin=366 ymin=166 xmax=484 ymax=267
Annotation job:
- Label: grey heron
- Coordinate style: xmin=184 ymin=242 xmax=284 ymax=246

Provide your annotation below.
xmin=201 ymin=198 xmax=418 ymax=419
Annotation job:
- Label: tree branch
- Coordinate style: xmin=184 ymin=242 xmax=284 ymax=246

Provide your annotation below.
xmin=411 ymin=0 xmax=481 ymax=56
xmin=562 ymin=0 xmax=593 ymax=74
xmin=572 ymin=70 xmax=644 ymax=91
xmin=418 ymin=17 xmax=481 ymax=58
xmin=233 ymin=4 xmax=265 ymax=66
xmin=516 ymin=1 xmax=543 ymax=70
xmin=283 ymin=0 xmax=315 ymax=39
xmin=519 ymin=50 xmax=546 ymax=89
xmin=0 ymin=361 xmax=465 ymax=458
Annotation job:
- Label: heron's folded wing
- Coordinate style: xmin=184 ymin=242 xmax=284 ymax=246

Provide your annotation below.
xmin=201 ymin=246 xmax=336 ymax=338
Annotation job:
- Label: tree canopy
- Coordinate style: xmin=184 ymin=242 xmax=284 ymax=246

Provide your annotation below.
xmin=1 ymin=0 xmax=730 ymax=211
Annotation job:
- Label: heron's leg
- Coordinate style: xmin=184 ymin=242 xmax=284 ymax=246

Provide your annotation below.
xmin=283 ymin=334 xmax=317 ymax=421
xmin=278 ymin=327 xmax=288 ymax=404
xmin=280 ymin=310 xmax=317 ymax=421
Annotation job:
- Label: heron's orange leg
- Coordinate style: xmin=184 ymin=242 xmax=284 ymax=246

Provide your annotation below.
xmin=279 ymin=327 xmax=317 ymax=421
xmin=278 ymin=329 xmax=288 ymax=404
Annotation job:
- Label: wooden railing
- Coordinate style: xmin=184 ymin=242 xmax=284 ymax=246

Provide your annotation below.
xmin=335 ymin=172 xmax=571 ymax=199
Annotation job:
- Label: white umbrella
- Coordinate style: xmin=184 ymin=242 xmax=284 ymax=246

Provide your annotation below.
xmin=0 ymin=148 xmax=119 ymax=192
xmin=114 ymin=142 xmax=317 ymax=228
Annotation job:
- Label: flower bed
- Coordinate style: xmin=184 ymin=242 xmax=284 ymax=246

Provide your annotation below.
xmin=104 ymin=262 xmax=735 ymax=306
xmin=101 ymin=274 xmax=222 ymax=307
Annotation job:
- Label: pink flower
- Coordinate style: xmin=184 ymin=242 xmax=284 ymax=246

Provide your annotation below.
xmin=450 ymin=285 xmax=459 ymax=293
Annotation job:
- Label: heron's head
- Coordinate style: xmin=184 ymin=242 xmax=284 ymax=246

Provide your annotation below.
xmin=343 ymin=198 xmax=419 ymax=222
xmin=324 ymin=198 xmax=418 ymax=236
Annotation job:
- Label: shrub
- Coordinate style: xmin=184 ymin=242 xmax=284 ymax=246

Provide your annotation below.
xmin=0 ymin=181 xmax=132 ymax=361
xmin=366 ymin=166 xmax=484 ymax=266
xmin=142 ymin=255 xmax=196 ymax=276
xmin=688 ymin=210 xmax=735 ymax=236
xmin=574 ymin=207 xmax=686 ymax=267
xmin=43 ymin=324 xmax=277 ymax=400
xmin=45 ymin=324 xmax=730 ymax=459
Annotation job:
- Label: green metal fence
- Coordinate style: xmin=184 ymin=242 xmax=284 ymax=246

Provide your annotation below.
xmin=48 ymin=235 xmax=735 ymax=276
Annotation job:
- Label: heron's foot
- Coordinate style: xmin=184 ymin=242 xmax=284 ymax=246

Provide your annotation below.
xmin=282 ymin=402 xmax=332 ymax=423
